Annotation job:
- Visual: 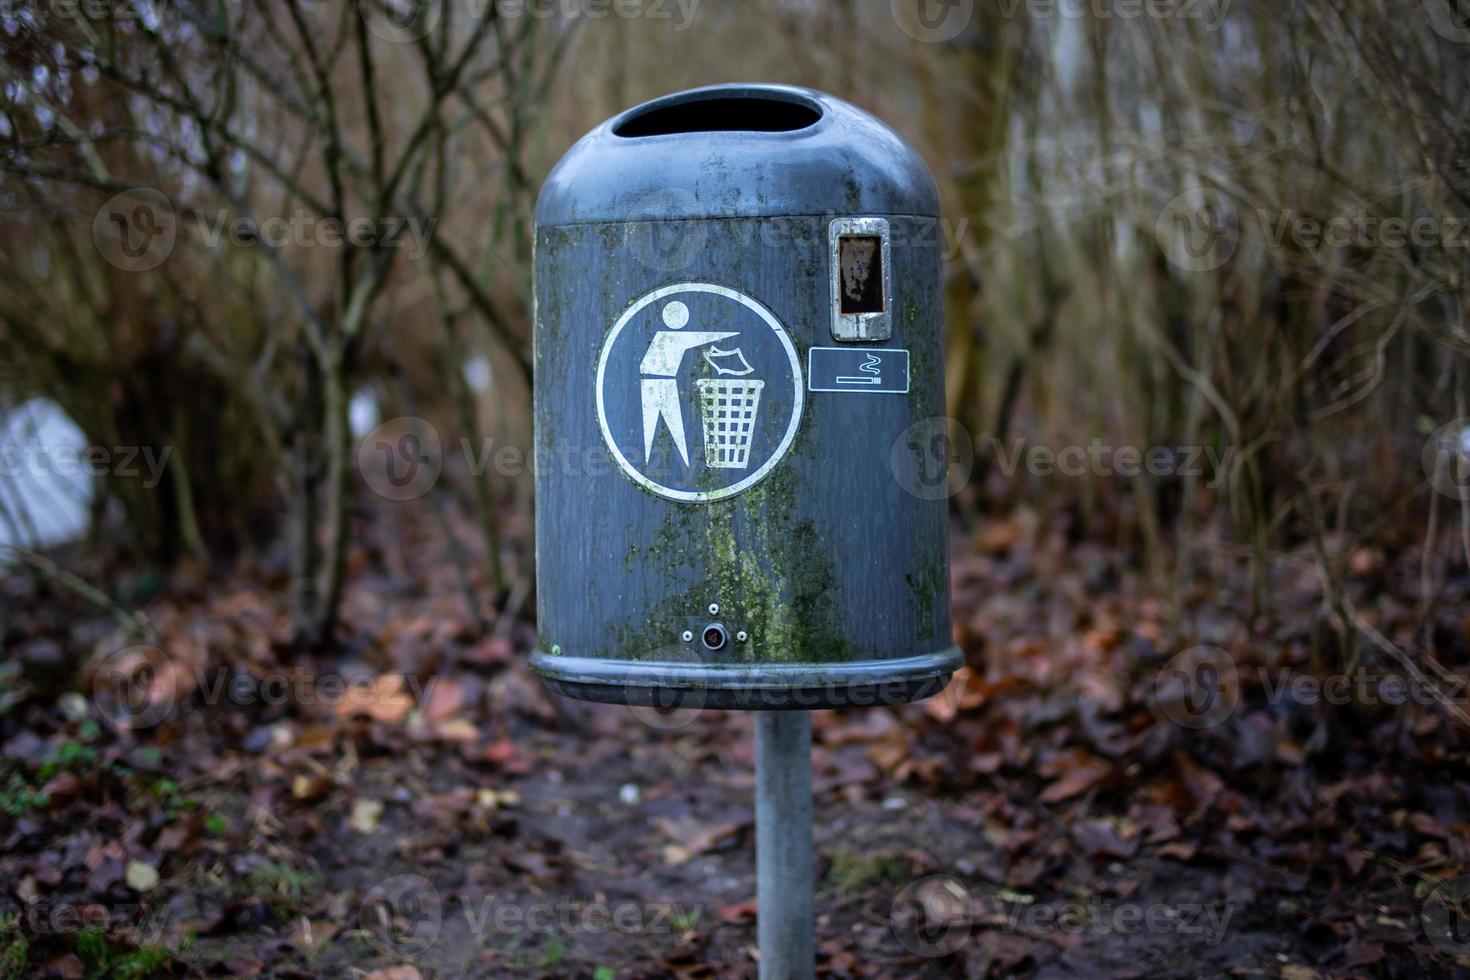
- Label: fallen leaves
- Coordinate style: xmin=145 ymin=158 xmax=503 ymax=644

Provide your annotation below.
xmin=1070 ymin=818 xmax=1139 ymax=860
xmin=925 ymin=666 xmax=985 ymax=722
xmin=124 ymin=859 xmax=159 ymax=892
xmin=349 ymin=798 xmax=384 ymax=834
xmin=475 ymin=788 xmax=520 ymax=809
xmin=288 ymin=916 xmax=340 ymax=954
xmin=422 ymin=677 xmax=466 ymax=721
xmin=1170 ymin=751 xmax=1227 ymax=813
xmin=1037 ymin=751 xmax=1111 ymax=805
xmin=434 ymin=717 xmax=480 ymax=743
xmin=39 ymin=770 xmax=82 ymax=807
xmin=1280 ymin=965 xmax=1322 ymax=980
xmin=478 ymin=737 xmax=532 ymax=773
xmin=363 ymin=968 xmax=422 ymax=980
xmin=718 ymin=899 xmax=758 ymax=924
xmin=1157 ymin=841 xmax=1198 ymax=862
xmin=656 ymin=817 xmax=747 ymax=865
xmin=3 ymin=496 xmax=1465 ymax=979
xmin=291 ymin=772 xmax=331 ymax=802
xmin=335 ymin=674 xmax=416 ymax=724
xmin=45 ymin=954 xmax=84 ymax=979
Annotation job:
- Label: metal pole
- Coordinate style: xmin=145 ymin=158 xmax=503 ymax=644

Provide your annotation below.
xmin=755 ymin=710 xmax=814 ymax=980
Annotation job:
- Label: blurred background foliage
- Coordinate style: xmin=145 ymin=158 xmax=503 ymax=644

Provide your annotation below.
xmin=0 ymin=0 xmax=1466 ymax=645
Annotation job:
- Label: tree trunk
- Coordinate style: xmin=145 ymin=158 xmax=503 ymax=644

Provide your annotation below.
xmin=304 ymin=345 xmax=351 ymax=649
xmin=289 ymin=344 xmax=324 ymax=647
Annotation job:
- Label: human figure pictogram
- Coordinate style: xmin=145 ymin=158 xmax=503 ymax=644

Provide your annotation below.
xmin=639 ymin=300 xmax=737 ymax=466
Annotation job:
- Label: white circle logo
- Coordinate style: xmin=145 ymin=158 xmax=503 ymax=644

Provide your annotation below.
xmin=365 ymin=0 xmax=441 ymax=43
xmin=358 ymin=873 xmax=442 ymax=956
xmin=596 ymin=283 xmax=804 ymax=503
xmin=356 ymin=416 xmax=442 ymax=501
xmin=890 ymin=0 xmax=975 ymax=43
xmin=1423 ymin=418 xmax=1470 ymax=501
xmin=92 ymin=187 xmax=176 ymax=272
xmin=1155 ymin=188 xmax=1240 ymax=272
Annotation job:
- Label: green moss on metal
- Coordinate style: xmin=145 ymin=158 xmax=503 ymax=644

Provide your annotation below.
xmin=612 ymin=458 xmax=847 ymax=666
xmin=905 ymin=557 xmax=943 ymax=642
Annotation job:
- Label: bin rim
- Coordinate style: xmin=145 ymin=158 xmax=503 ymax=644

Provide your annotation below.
xmin=534 ymin=83 xmax=941 ymax=227
xmin=528 ymin=645 xmax=963 ymax=710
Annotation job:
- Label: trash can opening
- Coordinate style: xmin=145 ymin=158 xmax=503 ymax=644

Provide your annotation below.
xmin=613 ymin=92 xmax=822 ymax=137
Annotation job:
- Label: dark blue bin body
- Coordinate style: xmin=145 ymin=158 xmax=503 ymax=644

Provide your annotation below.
xmin=531 ymin=85 xmax=959 ymax=709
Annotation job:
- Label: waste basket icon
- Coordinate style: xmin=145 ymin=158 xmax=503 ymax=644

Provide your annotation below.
xmin=531 ymin=84 xmax=959 ymax=708
xmin=698 ymin=377 xmax=764 ymax=470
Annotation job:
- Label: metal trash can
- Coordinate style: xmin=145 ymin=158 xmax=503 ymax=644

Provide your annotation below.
xmin=531 ymin=84 xmax=959 ymax=709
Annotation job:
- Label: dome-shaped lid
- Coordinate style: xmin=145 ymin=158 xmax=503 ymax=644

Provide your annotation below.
xmin=535 ymin=84 xmax=940 ymax=227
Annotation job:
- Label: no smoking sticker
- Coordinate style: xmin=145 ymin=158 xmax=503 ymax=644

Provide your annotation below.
xmin=807 ymin=347 xmax=909 ymax=394
xmin=595 ymin=283 xmax=804 ymax=503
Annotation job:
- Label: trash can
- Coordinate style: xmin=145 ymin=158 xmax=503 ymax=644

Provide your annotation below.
xmin=531 ymin=84 xmax=959 ymax=709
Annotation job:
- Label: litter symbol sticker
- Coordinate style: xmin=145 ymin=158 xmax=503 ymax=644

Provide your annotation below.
xmin=807 ymin=347 xmax=910 ymax=394
xmin=596 ymin=283 xmax=804 ymax=503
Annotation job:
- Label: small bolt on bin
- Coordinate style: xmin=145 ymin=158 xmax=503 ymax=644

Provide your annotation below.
xmin=531 ymin=83 xmax=958 ymax=709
